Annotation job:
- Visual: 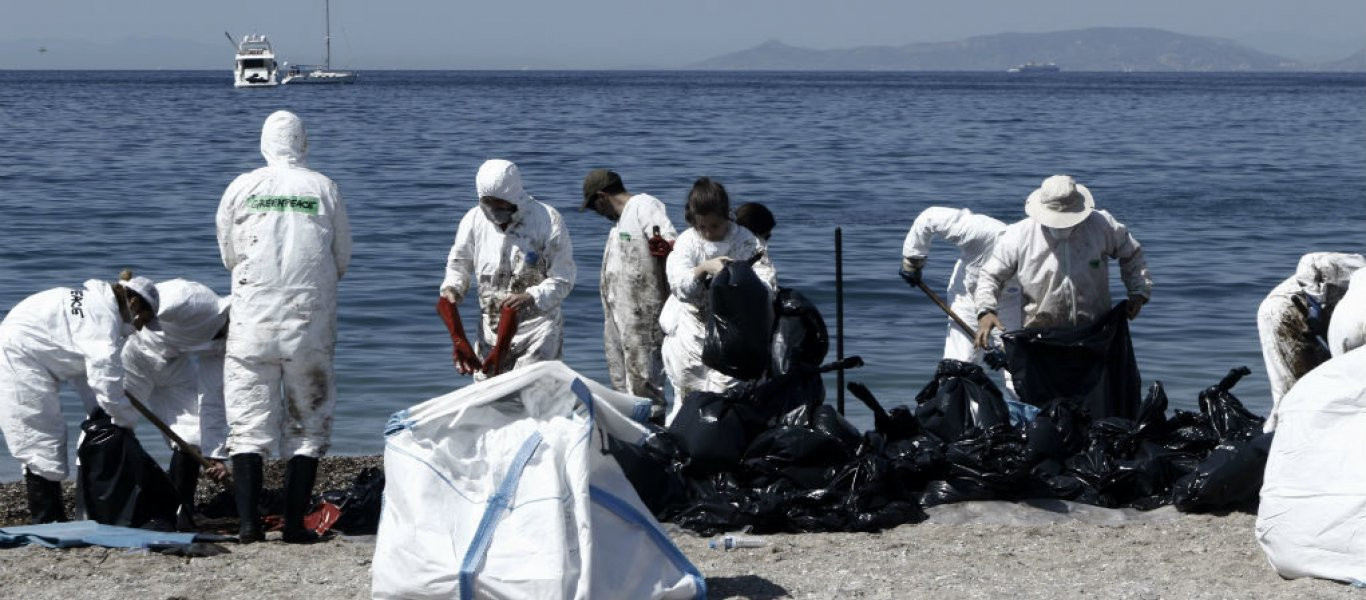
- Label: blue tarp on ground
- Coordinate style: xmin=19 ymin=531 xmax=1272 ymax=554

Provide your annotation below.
xmin=0 ymin=520 xmax=195 ymax=549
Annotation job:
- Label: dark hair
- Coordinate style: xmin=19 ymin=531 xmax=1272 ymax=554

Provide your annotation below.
xmin=735 ymin=202 xmax=775 ymax=240
xmin=685 ymin=177 xmax=731 ymax=226
xmin=599 ymin=180 xmax=627 ymax=197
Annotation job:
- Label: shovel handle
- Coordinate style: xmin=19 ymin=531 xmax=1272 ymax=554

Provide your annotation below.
xmin=914 ymin=280 xmax=977 ymax=337
xmin=126 ymin=392 xmax=230 ymax=485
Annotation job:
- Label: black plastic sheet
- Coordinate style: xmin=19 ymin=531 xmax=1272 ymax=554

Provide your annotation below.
xmin=1004 ymin=301 xmax=1142 ymax=420
xmin=76 ymin=409 xmax=180 ymax=529
xmin=702 ymin=258 xmax=774 ymax=380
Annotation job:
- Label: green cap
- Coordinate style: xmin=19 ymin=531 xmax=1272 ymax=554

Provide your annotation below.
xmin=581 ymin=169 xmax=622 ymax=210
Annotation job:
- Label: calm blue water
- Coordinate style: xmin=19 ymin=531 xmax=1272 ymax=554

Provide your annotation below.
xmin=0 ymin=70 xmax=1362 ymax=481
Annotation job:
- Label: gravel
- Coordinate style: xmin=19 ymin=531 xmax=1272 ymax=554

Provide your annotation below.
xmin=0 ymin=456 xmax=1354 ymax=599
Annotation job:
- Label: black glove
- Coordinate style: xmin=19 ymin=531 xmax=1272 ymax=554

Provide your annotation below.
xmin=983 ymin=348 xmax=1008 ymax=370
xmin=899 ymin=267 xmax=922 ymax=287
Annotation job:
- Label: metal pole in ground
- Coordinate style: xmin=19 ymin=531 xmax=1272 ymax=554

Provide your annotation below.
xmin=835 ymin=226 xmax=845 ymax=415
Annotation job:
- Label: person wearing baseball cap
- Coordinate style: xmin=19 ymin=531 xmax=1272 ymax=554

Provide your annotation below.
xmin=974 ymin=174 xmax=1152 ymax=346
xmin=0 ymin=272 xmax=159 ymax=524
xmin=581 ymin=169 xmax=677 ymax=422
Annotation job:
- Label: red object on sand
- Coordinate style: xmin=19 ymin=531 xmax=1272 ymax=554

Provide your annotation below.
xmin=437 ymin=297 xmax=482 ymax=374
xmin=481 ymin=305 xmax=520 ymax=377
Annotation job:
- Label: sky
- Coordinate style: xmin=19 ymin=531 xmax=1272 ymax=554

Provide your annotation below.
xmin=2 ymin=0 xmax=1364 ymax=69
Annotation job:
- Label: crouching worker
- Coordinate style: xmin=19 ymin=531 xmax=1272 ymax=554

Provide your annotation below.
xmin=120 ymin=276 xmax=232 ymax=526
xmin=440 ymin=159 xmax=576 ymax=379
xmin=217 ymin=110 xmax=351 ymax=543
xmin=1258 ymin=251 xmax=1364 ymax=431
xmin=0 ymin=275 xmax=158 ymax=523
xmin=660 ymin=178 xmax=777 ymax=425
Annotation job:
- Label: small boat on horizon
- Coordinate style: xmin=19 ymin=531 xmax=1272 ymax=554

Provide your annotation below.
xmin=282 ymin=0 xmax=357 ymax=85
xmin=1007 ymin=61 xmax=1061 ymax=73
xmin=228 ymin=32 xmax=279 ymax=88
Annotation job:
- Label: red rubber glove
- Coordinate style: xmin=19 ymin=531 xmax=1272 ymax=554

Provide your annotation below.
xmin=648 ymin=225 xmax=673 ymax=258
xmin=437 ymin=298 xmax=482 ymax=375
xmin=482 ymin=305 xmax=520 ymax=377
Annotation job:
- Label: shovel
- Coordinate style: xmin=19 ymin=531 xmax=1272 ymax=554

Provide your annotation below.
xmin=126 ymin=392 xmax=232 ymax=487
xmin=904 ymin=277 xmax=1008 ymax=370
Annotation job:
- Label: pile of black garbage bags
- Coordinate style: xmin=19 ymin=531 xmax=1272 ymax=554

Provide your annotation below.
xmin=617 ymin=271 xmax=1275 ymax=536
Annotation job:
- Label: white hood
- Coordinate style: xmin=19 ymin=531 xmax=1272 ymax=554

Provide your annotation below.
xmin=476 ymin=159 xmax=533 ymax=222
xmin=260 ymin=110 xmax=308 ymax=168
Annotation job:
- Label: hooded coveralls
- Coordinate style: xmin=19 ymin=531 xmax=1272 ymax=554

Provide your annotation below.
xmin=1328 ymin=268 xmax=1366 ymax=359
xmin=600 ymin=194 xmax=676 ymax=415
xmin=121 ymin=279 xmax=230 ymax=459
xmin=903 ymin=207 xmax=1024 ymax=364
xmin=0 ymin=280 xmax=135 ymax=480
xmin=442 ymin=160 xmax=575 ymax=380
xmin=216 ymin=111 xmax=351 ymax=458
xmin=660 ymin=222 xmax=777 ymax=424
xmin=1258 ymin=252 xmax=1364 ymax=432
xmin=975 ymin=209 xmax=1152 ymax=331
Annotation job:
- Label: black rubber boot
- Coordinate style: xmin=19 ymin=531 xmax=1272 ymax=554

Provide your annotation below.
xmin=231 ymin=453 xmax=264 ymax=543
xmin=282 ymin=455 xmax=324 ymax=544
xmin=168 ymin=450 xmax=201 ymax=531
xmin=23 ymin=469 xmax=67 ymax=524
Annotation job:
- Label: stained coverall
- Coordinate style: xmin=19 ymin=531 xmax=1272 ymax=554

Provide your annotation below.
xmin=442 ymin=159 xmax=576 ymax=379
xmin=600 ymin=194 xmax=676 ymax=418
xmin=660 ymin=222 xmax=777 ymax=424
xmin=1258 ymin=251 xmax=1364 ymax=432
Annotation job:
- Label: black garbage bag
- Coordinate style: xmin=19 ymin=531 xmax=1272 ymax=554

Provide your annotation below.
xmin=1198 ymin=367 xmax=1265 ymax=442
xmin=702 ymin=258 xmax=775 ymax=380
xmin=1172 ymin=432 xmax=1275 ymax=512
xmin=316 ymin=467 xmax=386 ymax=535
xmin=771 ymin=287 xmax=829 ymax=376
xmin=76 ymin=409 xmax=180 ymax=529
xmin=742 ymin=424 xmax=854 ymax=490
xmin=1134 ymin=382 xmax=1170 ymax=439
xmin=1156 ymin=410 xmax=1220 ymax=456
xmin=1024 ymin=399 xmax=1090 ymax=462
xmin=921 ymin=424 xmax=1029 ymax=509
xmin=913 ymin=360 xmax=1012 ymax=442
xmin=671 ymin=473 xmax=754 ymax=536
xmin=668 ymin=390 xmax=773 ymax=474
xmin=1003 ymin=301 xmax=1142 ymax=420
xmin=609 ymin=430 xmax=688 ymax=519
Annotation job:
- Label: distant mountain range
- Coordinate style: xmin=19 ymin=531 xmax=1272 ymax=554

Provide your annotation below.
xmin=693 ymin=27 xmax=1366 ymax=72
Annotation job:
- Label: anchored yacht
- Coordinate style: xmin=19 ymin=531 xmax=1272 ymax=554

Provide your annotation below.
xmin=230 ymin=33 xmax=279 ymax=88
xmin=281 ymin=0 xmax=357 ymax=85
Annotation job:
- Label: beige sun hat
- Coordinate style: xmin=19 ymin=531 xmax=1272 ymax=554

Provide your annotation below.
xmin=1025 ymin=174 xmax=1095 ymax=229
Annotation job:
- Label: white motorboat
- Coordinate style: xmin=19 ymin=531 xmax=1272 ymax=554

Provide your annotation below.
xmin=282 ymin=0 xmax=357 ymax=85
xmin=1007 ymin=61 xmax=1061 ymax=73
xmin=230 ymin=33 xmax=279 ymax=88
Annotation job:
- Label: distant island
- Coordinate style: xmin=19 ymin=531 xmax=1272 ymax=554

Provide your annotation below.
xmin=692 ymin=27 xmax=1366 ymax=72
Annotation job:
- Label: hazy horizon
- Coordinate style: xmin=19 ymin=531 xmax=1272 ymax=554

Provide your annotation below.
xmin=2 ymin=0 xmax=1364 ymax=69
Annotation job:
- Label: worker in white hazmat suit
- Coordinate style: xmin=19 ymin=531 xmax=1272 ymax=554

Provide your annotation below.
xmin=216 ymin=110 xmax=351 ymax=544
xmin=440 ymin=159 xmax=576 ymax=380
xmin=661 ymin=177 xmax=777 ymax=425
xmin=901 ymin=206 xmax=1024 ymax=397
xmin=0 ymin=276 xmax=158 ymax=523
xmin=1257 ymin=251 xmax=1364 ymax=432
xmin=120 ymin=278 xmax=231 ymax=520
xmin=582 ymin=169 xmax=675 ymax=422
xmin=975 ymin=175 xmax=1152 ymax=347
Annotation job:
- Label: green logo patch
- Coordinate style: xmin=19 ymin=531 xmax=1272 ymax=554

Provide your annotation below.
xmin=618 ymin=232 xmax=632 ymax=241
xmin=247 ymin=195 xmax=320 ymax=215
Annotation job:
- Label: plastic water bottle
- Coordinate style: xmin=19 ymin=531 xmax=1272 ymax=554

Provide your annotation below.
xmin=708 ymin=535 xmax=765 ymax=551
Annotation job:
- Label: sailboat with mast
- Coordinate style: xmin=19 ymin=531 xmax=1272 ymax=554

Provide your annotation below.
xmin=282 ymin=0 xmax=356 ymax=84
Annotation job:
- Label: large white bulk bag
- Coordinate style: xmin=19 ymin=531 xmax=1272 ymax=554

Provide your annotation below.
xmin=372 ymin=361 xmax=705 ymax=600
xmin=1256 ymin=346 xmax=1366 ymax=583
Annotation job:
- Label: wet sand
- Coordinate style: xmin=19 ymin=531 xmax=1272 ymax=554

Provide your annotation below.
xmin=0 ymin=456 xmax=1353 ymax=599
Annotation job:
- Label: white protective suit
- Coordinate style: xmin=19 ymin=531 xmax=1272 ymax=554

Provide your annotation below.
xmin=216 ymin=110 xmax=351 ymax=459
xmin=660 ymin=222 xmax=777 ymax=424
xmin=0 ymin=280 xmax=135 ymax=480
xmin=903 ymin=207 xmax=1024 ymax=363
xmin=442 ymin=160 xmax=576 ymax=380
xmin=121 ymin=279 xmax=230 ymax=459
xmin=1257 ymin=252 xmax=1364 ymax=432
xmin=975 ymin=210 xmax=1152 ymax=330
xmin=600 ymin=194 xmax=676 ymax=414
xmin=1328 ymin=267 xmax=1366 ymax=358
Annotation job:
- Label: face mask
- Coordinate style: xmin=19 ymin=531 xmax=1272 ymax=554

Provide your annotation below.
xmin=1045 ymin=225 xmax=1073 ymax=240
xmin=482 ymin=204 xmax=517 ymax=226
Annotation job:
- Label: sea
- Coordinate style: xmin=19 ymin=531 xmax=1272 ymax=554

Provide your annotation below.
xmin=0 ymin=70 xmax=1362 ymax=481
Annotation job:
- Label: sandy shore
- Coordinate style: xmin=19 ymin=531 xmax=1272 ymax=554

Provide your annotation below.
xmin=0 ymin=456 xmax=1354 ymax=599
